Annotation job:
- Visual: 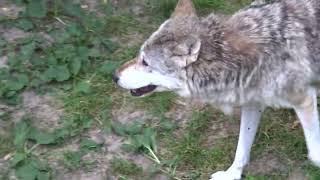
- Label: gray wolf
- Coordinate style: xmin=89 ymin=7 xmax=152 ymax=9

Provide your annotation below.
xmin=113 ymin=0 xmax=320 ymax=179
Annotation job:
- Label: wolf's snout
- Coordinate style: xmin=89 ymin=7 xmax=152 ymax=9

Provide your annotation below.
xmin=112 ymin=72 xmax=119 ymax=84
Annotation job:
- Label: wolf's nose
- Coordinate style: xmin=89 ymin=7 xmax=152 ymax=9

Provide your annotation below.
xmin=112 ymin=73 xmax=119 ymax=83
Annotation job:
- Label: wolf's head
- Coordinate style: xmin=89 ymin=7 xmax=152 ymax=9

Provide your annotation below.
xmin=113 ymin=0 xmax=202 ymax=97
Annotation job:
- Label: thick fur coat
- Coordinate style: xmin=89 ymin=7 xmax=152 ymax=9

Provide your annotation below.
xmin=114 ymin=0 xmax=320 ymax=179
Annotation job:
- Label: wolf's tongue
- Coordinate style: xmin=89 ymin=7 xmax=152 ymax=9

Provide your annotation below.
xmin=130 ymin=85 xmax=157 ymax=96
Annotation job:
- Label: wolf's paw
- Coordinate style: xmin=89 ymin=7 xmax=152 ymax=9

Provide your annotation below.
xmin=209 ymin=170 xmax=241 ymax=180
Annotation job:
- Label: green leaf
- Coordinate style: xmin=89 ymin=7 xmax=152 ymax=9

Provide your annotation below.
xmin=144 ymin=128 xmax=157 ymax=152
xmin=26 ymin=0 xmax=47 ymax=18
xmin=128 ymin=128 xmax=157 ymax=153
xmin=67 ymin=23 xmax=83 ymax=37
xmin=159 ymin=120 xmax=177 ymax=131
xmin=54 ymin=44 xmax=75 ymax=59
xmin=63 ymin=2 xmax=84 ymax=18
xmin=47 ymin=55 xmax=57 ymax=66
xmin=132 ymin=134 xmax=146 ymax=150
xmin=69 ymin=59 xmax=82 ymax=75
xmin=88 ymin=48 xmax=101 ymax=58
xmin=125 ymin=122 xmax=143 ymax=135
xmin=37 ymin=171 xmax=50 ymax=180
xmin=44 ymin=65 xmax=70 ymax=82
xmin=83 ymin=15 xmax=106 ymax=32
xmin=28 ymin=128 xmax=57 ymax=145
xmin=13 ymin=0 xmax=24 ymax=5
xmin=53 ymin=128 xmax=69 ymax=140
xmin=14 ymin=120 xmax=31 ymax=149
xmin=15 ymin=162 xmax=38 ymax=180
xmin=21 ymin=42 xmax=36 ymax=58
xmin=77 ymin=46 xmax=90 ymax=59
xmin=50 ymin=30 xmax=71 ymax=43
xmin=80 ymin=139 xmax=99 ymax=150
xmin=63 ymin=151 xmax=83 ymax=169
xmin=101 ymin=38 xmax=118 ymax=52
xmin=29 ymin=157 xmax=49 ymax=171
xmin=18 ymin=74 xmax=29 ymax=84
xmin=121 ymin=143 xmax=138 ymax=152
xmin=13 ymin=156 xmax=51 ymax=180
xmin=16 ymin=19 xmax=34 ymax=31
xmin=10 ymin=153 xmax=26 ymax=167
xmin=99 ymin=61 xmax=121 ymax=74
xmin=80 ymin=115 xmax=93 ymax=129
xmin=7 ymin=52 xmax=23 ymax=68
xmin=0 ymin=37 xmax=6 ymax=47
xmin=3 ymin=93 xmax=21 ymax=105
xmin=6 ymin=74 xmax=29 ymax=91
xmin=74 ymin=81 xmax=91 ymax=94
xmin=112 ymin=122 xmax=127 ymax=136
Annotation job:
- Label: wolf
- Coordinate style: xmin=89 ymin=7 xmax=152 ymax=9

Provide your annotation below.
xmin=113 ymin=0 xmax=320 ymax=179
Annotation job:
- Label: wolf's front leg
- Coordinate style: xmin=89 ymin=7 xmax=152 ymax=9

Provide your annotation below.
xmin=294 ymin=89 xmax=320 ymax=167
xmin=210 ymin=106 xmax=265 ymax=180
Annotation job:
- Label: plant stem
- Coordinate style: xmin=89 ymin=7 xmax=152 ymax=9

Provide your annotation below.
xmin=146 ymin=146 xmax=161 ymax=164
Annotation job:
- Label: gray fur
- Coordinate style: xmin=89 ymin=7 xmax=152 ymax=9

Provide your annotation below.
xmin=113 ymin=1 xmax=320 ymax=178
xmin=114 ymin=1 xmax=320 ymax=177
xmin=141 ymin=0 xmax=320 ymax=112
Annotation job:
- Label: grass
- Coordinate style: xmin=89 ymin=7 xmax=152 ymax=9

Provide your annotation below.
xmin=1 ymin=0 xmax=320 ymax=179
xmin=161 ymin=109 xmax=237 ymax=179
xmin=147 ymin=0 xmax=253 ymax=17
xmin=111 ymin=158 xmax=143 ymax=176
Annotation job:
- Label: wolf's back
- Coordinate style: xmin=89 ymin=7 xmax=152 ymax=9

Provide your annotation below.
xmin=225 ymin=0 xmax=320 ymax=85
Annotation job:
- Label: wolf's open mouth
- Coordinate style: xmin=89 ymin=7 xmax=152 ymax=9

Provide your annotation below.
xmin=130 ymin=85 xmax=157 ymax=96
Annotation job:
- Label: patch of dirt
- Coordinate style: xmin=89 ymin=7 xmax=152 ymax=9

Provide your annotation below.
xmin=165 ymin=98 xmax=212 ymax=135
xmin=0 ymin=1 xmax=24 ymax=19
xmin=0 ymin=159 xmax=10 ymax=179
xmin=112 ymin=107 xmax=150 ymax=124
xmin=104 ymin=134 xmax=124 ymax=154
xmin=246 ymin=151 xmax=288 ymax=175
xmin=204 ymin=119 xmax=239 ymax=146
xmin=0 ymin=27 xmax=30 ymax=43
xmin=12 ymin=91 xmax=64 ymax=131
xmin=111 ymin=0 xmax=144 ymax=15
xmin=79 ymin=0 xmax=99 ymax=12
xmin=61 ymin=171 xmax=107 ymax=180
xmin=165 ymin=98 xmax=198 ymax=127
xmin=0 ymin=104 xmax=14 ymax=137
xmin=42 ymin=124 xmax=156 ymax=179
xmin=55 ymin=149 xmax=111 ymax=180
xmin=0 ymin=56 xmax=8 ymax=68
xmin=165 ymin=98 xmax=240 ymax=146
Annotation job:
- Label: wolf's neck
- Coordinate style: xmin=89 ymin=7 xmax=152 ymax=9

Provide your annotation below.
xmin=185 ymin=17 xmax=260 ymax=105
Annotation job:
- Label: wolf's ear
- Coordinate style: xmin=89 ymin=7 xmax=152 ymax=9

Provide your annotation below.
xmin=172 ymin=0 xmax=197 ymax=17
xmin=173 ymin=38 xmax=201 ymax=67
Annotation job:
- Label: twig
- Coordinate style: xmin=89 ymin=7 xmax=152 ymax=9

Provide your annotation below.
xmin=26 ymin=144 xmax=40 ymax=154
xmin=94 ymin=117 xmax=103 ymax=125
xmin=55 ymin=17 xmax=67 ymax=25
xmin=146 ymin=146 xmax=161 ymax=164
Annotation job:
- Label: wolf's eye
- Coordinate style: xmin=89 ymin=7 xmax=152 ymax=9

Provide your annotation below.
xmin=142 ymin=59 xmax=149 ymax=66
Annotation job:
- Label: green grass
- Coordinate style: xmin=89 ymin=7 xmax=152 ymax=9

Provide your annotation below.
xmin=254 ymin=109 xmax=307 ymax=160
xmin=161 ymin=109 xmax=237 ymax=179
xmin=148 ymin=0 xmax=253 ymax=17
xmin=111 ymin=158 xmax=143 ymax=176
xmin=135 ymin=92 xmax=177 ymax=114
